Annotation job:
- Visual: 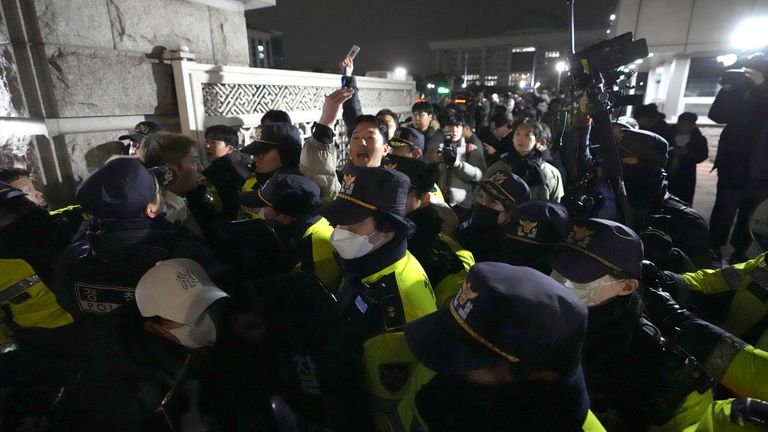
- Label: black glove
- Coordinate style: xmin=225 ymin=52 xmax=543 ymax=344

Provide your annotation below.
xmin=442 ymin=145 xmax=457 ymax=168
xmin=731 ymin=398 xmax=768 ymax=427
xmin=641 ymin=260 xmax=690 ymax=304
xmin=641 ymin=283 xmax=747 ymax=381
xmin=639 ymin=283 xmax=695 ymax=336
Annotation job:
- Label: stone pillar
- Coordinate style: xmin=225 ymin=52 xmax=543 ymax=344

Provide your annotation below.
xmin=663 ymin=55 xmax=692 ymax=120
xmin=0 ymin=0 xmax=252 ymax=207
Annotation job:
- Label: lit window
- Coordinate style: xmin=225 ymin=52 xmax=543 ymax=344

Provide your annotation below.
xmin=545 ymin=51 xmax=560 ymax=58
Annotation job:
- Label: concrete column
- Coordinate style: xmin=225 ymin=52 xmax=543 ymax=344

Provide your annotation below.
xmin=0 ymin=0 xmax=251 ymax=206
xmin=663 ymin=55 xmax=692 ymax=119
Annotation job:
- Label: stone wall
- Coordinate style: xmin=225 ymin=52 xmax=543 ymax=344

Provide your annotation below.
xmin=0 ymin=0 xmax=250 ymax=206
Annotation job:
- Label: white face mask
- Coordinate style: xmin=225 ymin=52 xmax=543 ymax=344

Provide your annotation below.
xmin=550 ymin=270 xmax=624 ymax=307
xmin=330 ymin=227 xmax=389 ymax=260
xmin=168 ymin=312 xmax=217 ymax=349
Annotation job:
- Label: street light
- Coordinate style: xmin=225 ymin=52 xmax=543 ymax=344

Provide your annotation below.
xmin=555 ymin=61 xmax=567 ymax=91
xmin=394 ymin=67 xmax=407 ymax=79
xmin=717 ymin=54 xmax=738 ymax=67
xmin=731 ymin=17 xmax=768 ymax=50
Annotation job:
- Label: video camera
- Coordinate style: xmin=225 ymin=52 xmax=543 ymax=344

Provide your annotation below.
xmin=561 ymin=32 xmax=649 ymax=226
xmin=570 ymin=32 xmax=649 ymax=108
xmin=721 ymin=52 xmax=768 ymax=86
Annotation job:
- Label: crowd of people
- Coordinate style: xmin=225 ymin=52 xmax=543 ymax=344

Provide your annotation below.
xmin=1 ymin=55 xmax=768 ymax=432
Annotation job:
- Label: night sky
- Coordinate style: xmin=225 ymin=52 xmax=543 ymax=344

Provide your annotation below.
xmin=246 ymin=0 xmax=616 ymax=75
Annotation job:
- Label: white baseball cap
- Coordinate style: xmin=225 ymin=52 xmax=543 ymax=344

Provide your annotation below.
xmin=136 ymin=258 xmax=229 ymax=324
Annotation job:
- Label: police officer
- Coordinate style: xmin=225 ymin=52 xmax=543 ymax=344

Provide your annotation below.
xmin=387 ymin=127 xmax=456 ymax=232
xmin=136 ymin=258 xmax=370 ymax=431
xmin=0 ymin=182 xmax=79 ymax=429
xmin=403 ymin=262 xmax=605 ymax=431
xmin=0 ymin=167 xmax=86 ymax=240
xmin=551 ymin=219 xmax=714 ymax=431
xmin=53 ymin=158 xmax=216 ymax=431
xmin=318 ymin=165 xmax=437 ymax=431
xmin=384 ymin=156 xmax=475 ymax=307
xmin=640 ymin=279 xmax=768 ymax=430
xmin=500 ymin=199 xmax=571 ymax=274
xmin=456 ymin=169 xmax=531 ymax=261
xmin=240 ymin=170 xmax=342 ymax=291
xmin=240 ymin=122 xmax=303 ymax=218
xmin=118 ymin=120 xmax=163 ymax=160
xmin=389 ymin=126 xmax=425 ymax=160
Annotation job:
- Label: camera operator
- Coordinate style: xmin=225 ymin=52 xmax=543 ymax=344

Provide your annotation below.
xmin=708 ymin=56 xmax=768 ymax=264
xmin=433 ymin=110 xmax=486 ymax=218
xmin=615 ymin=127 xmax=714 ymax=270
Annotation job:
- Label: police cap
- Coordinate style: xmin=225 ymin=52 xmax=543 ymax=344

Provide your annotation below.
xmin=76 ymin=157 xmax=158 ymax=219
xmin=382 ymin=156 xmax=437 ymax=195
xmin=240 ymin=170 xmax=322 ymax=217
xmin=319 ymin=165 xmax=411 ymax=231
xmin=505 ymin=200 xmax=571 ymax=245
xmin=479 ymin=170 xmax=531 ymax=209
xmin=118 ymin=120 xmax=163 ymax=142
xmin=243 ymin=122 xmax=302 ymax=156
xmin=389 ymin=126 xmax=425 ymax=151
xmin=553 ymin=218 xmax=643 ymax=283
xmin=0 ymin=181 xmax=26 ymax=203
xmin=405 ymin=262 xmax=588 ymax=374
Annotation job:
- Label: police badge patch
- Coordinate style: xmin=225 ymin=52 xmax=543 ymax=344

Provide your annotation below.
xmin=453 ymin=281 xmax=479 ymax=320
xmin=342 ymin=174 xmax=356 ymax=194
xmin=567 ymin=225 xmax=595 ymax=248
xmin=490 ymin=171 xmax=508 ymax=184
xmin=517 ymin=220 xmax=538 ymax=239
xmin=379 ymin=363 xmax=412 ymax=395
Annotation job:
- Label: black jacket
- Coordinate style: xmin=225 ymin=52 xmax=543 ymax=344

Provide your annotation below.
xmin=709 ymin=81 xmax=768 ymax=187
xmin=53 ymin=218 xmax=214 ymax=431
xmin=666 ymin=127 xmax=708 ymax=204
xmin=202 ymin=151 xmax=251 ymax=219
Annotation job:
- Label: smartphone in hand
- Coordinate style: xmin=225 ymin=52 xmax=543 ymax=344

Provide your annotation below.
xmin=342 ymin=45 xmax=361 ymax=87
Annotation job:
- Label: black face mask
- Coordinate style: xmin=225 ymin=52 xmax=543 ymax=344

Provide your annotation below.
xmin=457 ymin=205 xmax=504 ymax=260
xmin=471 ymin=204 xmax=502 ymax=230
xmin=622 ymin=165 xmax=665 ymax=226
xmin=416 ymin=372 xmax=587 ymax=432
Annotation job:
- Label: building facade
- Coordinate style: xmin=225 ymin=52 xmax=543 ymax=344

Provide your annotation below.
xmin=614 ymin=0 xmax=768 ymax=121
xmin=430 ymin=29 xmax=606 ymax=90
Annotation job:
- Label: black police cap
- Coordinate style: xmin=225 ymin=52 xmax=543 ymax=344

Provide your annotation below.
xmin=505 ymin=200 xmax=571 ymax=245
xmin=405 ymin=262 xmax=588 ymax=374
xmin=76 ymin=157 xmax=158 ymax=219
xmin=389 ymin=126 xmax=425 ymax=151
xmin=382 ymin=156 xmax=437 ymax=194
xmin=319 ymin=165 xmax=411 ymax=230
xmin=240 ymin=170 xmax=322 ymax=217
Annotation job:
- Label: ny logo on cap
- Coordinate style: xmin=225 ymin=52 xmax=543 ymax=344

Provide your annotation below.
xmin=341 ymin=175 xmax=356 ymax=194
xmin=491 ymin=171 xmax=508 ymax=184
xmin=517 ymin=220 xmax=538 ymax=238
xmin=454 ymin=281 xmax=479 ymax=320
xmin=567 ymin=226 xmax=595 ymax=248
xmin=176 ymin=268 xmax=200 ymax=290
